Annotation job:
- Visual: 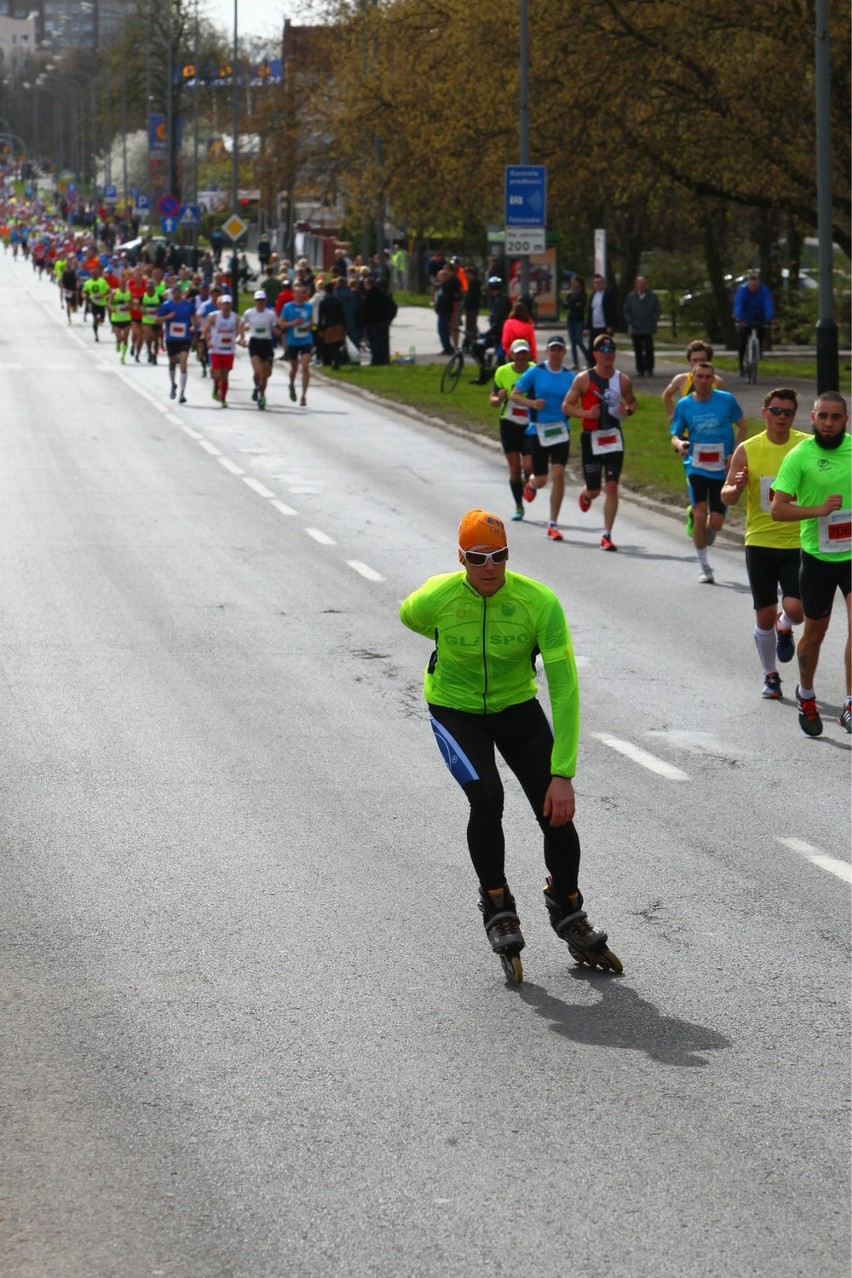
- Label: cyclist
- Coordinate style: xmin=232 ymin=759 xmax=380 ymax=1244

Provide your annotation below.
xmin=733 ymin=271 xmax=773 ymax=375
xmin=399 ymin=508 xmax=618 ymax=976
xmin=489 ymin=338 xmax=534 ymax=521
xmin=472 ymin=276 xmax=511 ymax=384
xmin=720 ymin=388 xmax=807 ymax=699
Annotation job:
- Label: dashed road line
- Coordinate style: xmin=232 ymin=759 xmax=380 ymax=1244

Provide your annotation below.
xmin=593 ymin=733 xmax=690 ymax=781
xmin=217 ymin=456 xmax=245 ymax=475
xmin=270 ymin=499 xmax=297 ymax=517
xmin=346 ymin=560 xmax=384 ymax=582
xmin=306 ymin=528 xmax=336 ymax=546
xmin=198 ymin=439 xmax=221 ymax=456
xmin=242 ymin=477 xmax=275 ymax=498
xmin=776 ymin=837 xmax=851 ymax=884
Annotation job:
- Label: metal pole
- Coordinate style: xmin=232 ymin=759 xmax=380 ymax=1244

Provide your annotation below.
xmin=231 ymin=0 xmax=239 ymax=301
xmin=145 ymin=5 xmax=153 ymax=236
xmin=814 ymin=0 xmax=838 ymax=392
xmin=518 ymin=0 xmax=530 ymax=301
xmin=166 ymin=0 xmax=174 ymax=196
xmin=120 ymin=72 xmax=128 ymax=205
xmin=193 ymin=0 xmax=199 ymax=254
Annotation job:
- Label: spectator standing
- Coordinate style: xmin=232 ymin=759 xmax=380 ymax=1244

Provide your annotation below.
xmin=463 ymin=266 xmax=482 ymax=341
xmin=434 ymin=266 xmax=461 ymax=355
xmin=565 ymin=275 xmax=588 ymax=370
xmin=392 ymin=241 xmax=407 ymax=290
xmin=257 ymin=232 xmax=271 ymax=273
xmin=585 ymin=272 xmax=617 ymax=346
xmin=622 ymin=275 xmax=661 ymax=377
xmin=501 ymin=302 xmax=538 ymax=363
xmin=318 ymin=279 xmax=347 ymax=370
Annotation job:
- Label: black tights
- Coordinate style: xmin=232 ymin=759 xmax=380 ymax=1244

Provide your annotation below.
xmin=428 ymin=699 xmax=581 ymax=896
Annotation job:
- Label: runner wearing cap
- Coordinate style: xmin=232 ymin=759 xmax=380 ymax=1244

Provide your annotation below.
xmin=510 ymin=334 xmax=575 ymax=540
xmin=399 ymin=508 xmax=621 ymax=983
xmin=490 ymin=339 xmax=534 ymax=521
xmin=203 ymin=294 xmax=238 ymax=408
xmin=563 ymin=333 xmax=638 ymax=551
xmin=278 ymin=282 xmax=314 ymax=406
xmin=239 ymin=289 xmax=280 ymax=410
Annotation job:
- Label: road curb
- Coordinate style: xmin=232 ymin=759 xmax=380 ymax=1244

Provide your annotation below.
xmin=315 ymin=369 xmax=746 ymax=547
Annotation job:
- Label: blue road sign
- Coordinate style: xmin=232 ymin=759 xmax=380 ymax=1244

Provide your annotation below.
xmin=135 ymin=194 xmax=149 ymax=210
xmin=178 ymin=204 xmax=199 ymax=226
xmin=504 ymin=165 xmax=547 ymax=228
xmin=161 ymin=216 xmax=177 ymax=235
xmin=159 ymin=193 xmax=179 ymax=217
xmin=104 ymin=184 xmax=117 ymax=200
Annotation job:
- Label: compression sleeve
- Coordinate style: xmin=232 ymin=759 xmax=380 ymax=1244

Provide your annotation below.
xmin=536 ymin=590 xmax=580 ymax=777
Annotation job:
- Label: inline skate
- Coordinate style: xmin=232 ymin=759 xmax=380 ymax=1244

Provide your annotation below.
xmin=479 ymin=885 xmax=525 ymax=983
xmin=543 ymin=878 xmax=622 ymax=972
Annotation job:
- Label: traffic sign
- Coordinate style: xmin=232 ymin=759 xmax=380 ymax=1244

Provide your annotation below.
xmin=178 ymin=203 xmax=199 ymax=226
xmin=505 ymin=227 xmax=546 ymax=256
xmin=504 ymin=165 xmax=547 ymax=228
xmin=161 ymin=215 xmax=177 ymax=234
xmin=159 ymin=193 xmax=179 ymax=217
xmin=135 ymin=194 xmax=149 ymax=210
xmin=104 ymin=183 xmax=117 ymax=200
xmin=221 ymin=212 xmax=248 ymax=242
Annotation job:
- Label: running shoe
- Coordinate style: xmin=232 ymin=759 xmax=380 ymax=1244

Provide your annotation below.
xmin=511 ymin=507 xmax=524 ymax=521
xmin=578 ymin=491 xmax=592 ymax=513
xmin=258 ymin=395 xmax=266 ymax=410
xmin=524 ymin=481 xmax=537 ymax=503
xmin=252 ymin=386 xmax=259 ymax=402
xmin=547 ymin=525 xmax=564 ymax=541
xmin=762 ymin=672 xmax=782 ymax=700
xmin=179 ymin=394 xmax=187 ymax=404
xmin=169 ymin=384 xmax=176 ymax=399
xmin=839 ymin=705 xmax=852 ymax=733
xmin=698 ymin=567 xmax=715 ymax=584
xmin=600 ymin=534 xmax=617 ymax=552
xmin=289 ymin=383 xmax=297 ymax=403
xmin=220 ymin=399 xmax=228 ymax=409
xmin=775 ymin=620 xmax=795 ymax=664
xmin=685 ymin=505 xmax=694 ymax=537
xmin=212 ymin=385 xmax=219 ymax=400
xmin=796 ymin=687 xmax=823 ymax=737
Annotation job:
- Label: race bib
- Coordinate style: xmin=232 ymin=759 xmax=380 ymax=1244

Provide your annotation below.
xmin=591 ymin=426 xmax=623 ymax=455
xmin=536 ymin=419 xmax=569 ymax=447
xmin=818 ymin=508 xmax=852 ymax=555
xmin=170 ymin=322 xmax=187 ymax=338
xmin=759 ymin=475 xmax=776 ymax=513
xmin=294 ymin=322 xmax=311 ymax=339
xmin=218 ymin=332 xmax=233 ymax=348
xmin=693 ymin=442 xmax=725 ymax=471
xmin=505 ymin=401 xmax=528 ymax=424
xmin=254 ymin=326 xmax=269 ymax=337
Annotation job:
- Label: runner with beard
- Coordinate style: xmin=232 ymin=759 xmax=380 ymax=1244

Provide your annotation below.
xmin=771 ymin=393 xmax=851 ymax=736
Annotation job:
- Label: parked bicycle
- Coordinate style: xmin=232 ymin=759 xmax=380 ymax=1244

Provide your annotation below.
xmin=440 ymin=332 xmax=499 ymax=393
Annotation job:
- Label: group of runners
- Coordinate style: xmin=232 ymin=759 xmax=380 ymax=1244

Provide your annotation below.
xmin=489 ymin=331 xmax=851 ymax=739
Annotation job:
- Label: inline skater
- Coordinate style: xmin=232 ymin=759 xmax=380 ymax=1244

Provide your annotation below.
xmin=239 ymin=289 xmax=280 ymax=410
xmin=203 ymin=293 xmax=237 ymax=407
xmin=670 ymin=362 xmax=745 ymax=584
xmin=510 ymin=335 xmax=575 ymax=541
xmin=771 ymin=392 xmax=851 ymax=735
xmin=399 ymin=508 xmax=621 ymax=983
xmin=490 ymin=338 xmax=534 ymax=521
xmin=563 ymin=333 xmax=637 ymax=551
xmin=720 ymin=388 xmax=807 ymax=700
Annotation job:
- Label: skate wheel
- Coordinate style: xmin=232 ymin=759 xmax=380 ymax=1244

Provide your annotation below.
xmin=500 ymin=953 xmax=523 ymax=984
xmin=598 ymin=947 xmax=623 ymax=974
xmin=568 ymin=945 xmax=596 ymax=968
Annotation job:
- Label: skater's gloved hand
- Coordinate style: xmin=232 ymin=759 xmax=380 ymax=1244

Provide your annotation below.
xmin=544 ymin=777 xmax=575 ymax=826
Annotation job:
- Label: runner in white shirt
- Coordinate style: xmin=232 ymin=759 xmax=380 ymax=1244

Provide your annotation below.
xmin=239 ymin=290 xmax=280 ymax=410
xmin=203 ymin=295 xmax=239 ymax=408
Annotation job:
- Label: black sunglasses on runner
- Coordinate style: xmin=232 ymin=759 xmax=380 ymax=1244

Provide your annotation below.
xmin=461 ymin=547 xmax=509 ymax=566
xmin=766 ymin=406 xmax=796 ymax=417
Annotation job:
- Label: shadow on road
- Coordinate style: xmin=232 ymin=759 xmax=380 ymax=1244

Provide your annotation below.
xmin=515 ymin=977 xmax=731 ymax=1068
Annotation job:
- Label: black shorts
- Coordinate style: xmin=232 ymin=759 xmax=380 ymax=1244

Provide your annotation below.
xmin=529 ymin=434 xmax=570 ymax=477
xmin=249 ymin=338 xmax=275 ymax=361
xmin=580 ymin=430 xmax=624 ymax=490
xmin=687 ymin=474 xmax=727 ymax=515
xmin=111 ymin=318 xmax=131 ymax=330
xmin=166 ymin=339 xmax=191 ymax=358
xmin=91 ymin=303 xmax=106 ymax=319
xmin=800 ymin=550 xmax=852 ymax=620
xmin=286 ymin=343 xmax=313 ymax=361
xmin=500 ymin=418 xmax=531 ymax=456
xmin=744 ymin=545 xmax=802 ymax=610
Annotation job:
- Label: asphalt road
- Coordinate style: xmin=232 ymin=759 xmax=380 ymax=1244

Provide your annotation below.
xmin=2 ymin=254 xmax=849 ymax=1278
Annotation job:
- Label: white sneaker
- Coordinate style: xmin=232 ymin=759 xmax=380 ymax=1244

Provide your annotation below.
xmin=698 ymin=567 xmax=715 ymax=584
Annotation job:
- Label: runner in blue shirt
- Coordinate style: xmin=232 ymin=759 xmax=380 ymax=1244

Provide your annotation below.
xmin=279 ymin=282 xmax=314 ymax=406
xmin=157 ymin=290 xmax=197 ymax=403
xmin=510 ymin=334 xmax=575 ymax=540
xmin=671 ymin=361 xmax=746 ymax=583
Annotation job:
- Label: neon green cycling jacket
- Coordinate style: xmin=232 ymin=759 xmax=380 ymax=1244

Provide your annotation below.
xmin=399 ymin=569 xmax=580 ymax=777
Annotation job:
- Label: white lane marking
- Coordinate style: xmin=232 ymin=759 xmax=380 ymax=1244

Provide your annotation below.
xmin=305 ymin=527 xmax=336 ymax=546
xmin=218 ymin=456 xmax=245 ymax=475
xmin=270 ymin=499 xmax=297 ymax=517
xmin=181 ymin=425 xmax=203 ymax=440
xmin=593 ymin=733 xmax=691 ymax=781
xmin=198 ymin=439 xmax=222 ymax=456
xmin=166 ymin=414 xmax=183 ymax=425
xmin=346 ymin=560 xmax=384 ymax=582
xmin=242 ymin=477 xmax=276 ymax=498
xmin=0 ymin=363 xmax=23 ymax=369
xmin=776 ymin=838 xmax=852 ymax=884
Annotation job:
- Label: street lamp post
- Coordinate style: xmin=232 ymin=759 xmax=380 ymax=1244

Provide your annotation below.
xmin=814 ymin=0 xmax=838 ymax=393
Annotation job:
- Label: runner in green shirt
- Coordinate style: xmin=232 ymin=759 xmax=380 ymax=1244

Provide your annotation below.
xmin=772 ymin=392 xmax=851 ymax=735
xmin=399 ymin=508 xmax=622 ymax=982
xmin=81 ymin=265 xmax=110 ymax=343
xmin=489 ymin=338 xmax=534 ymax=521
